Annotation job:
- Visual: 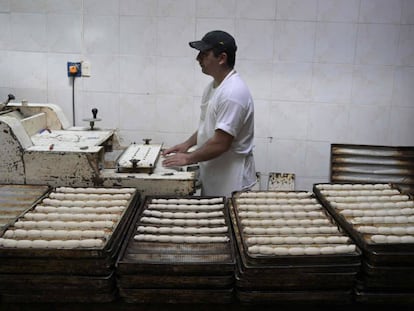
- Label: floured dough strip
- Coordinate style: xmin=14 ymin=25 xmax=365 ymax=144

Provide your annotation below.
xmin=23 ymin=212 xmax=119 ymax=222
xmin=147 ymin=203 xmax=223 ymax=211
xmin=332 ymin=195 xmax=409 ymax=203
xmin=143 ymin=210 xmax=223 ymax=219
xmin=42 ymin=198 xmax=128 ymax=207
xmin=341 ymin=208 xmax=414 ymax=217
xmin=0 ymin=238 xmax=104 ymax=248
xmin=237 ymin=198 xmax=317 ymax=205
xmin=137 ymin=225 xmax=228 ymax=234
xmin=358 ymin=225 xmax=414 ymax=235
xmin=246 ymin=235 xmax=349 ymax=245
xmin=320 ymin=189 xmax=400 ymax=196
xmin=239 ymin=191 xmax=313 ymax=198
xmin=248 ymin=244 xmax=356 ymax=255
xmin=133 ymin=234 xmax=229 ymax=243
xmin=241 ymin=218 xmax=332 ymax=227
xmin=332 ymin=201 xmax=414 ymax=209
xmin=370 ymin=235 xmax=414 ymax=244
xmin=243 ymin=225 xmax=339 ymax=235
xmin=35 ymin=205 xmax=125 ymax=214
xmin=56 ymin=187 xmax=135 ymax=194
xmin=3 ymin=228 xmax=106 ymax=240
xmin=151 ymin=198 xmax=223 ymax=205
xmin=49 ymin=192 xmax=131 ymax=201
xmin=350 ymin=215 xmax=414 ymax=224
xmin=140 ymin=216 xmax=225 ymax=226
xmin=239 ymin=210 xmax=325 ymax=219
xmin=14 ymin=220 xmax=115 ymax=230
xmin=238 ymin=204 xmax=321 ymax=211
xmin=316 ymin=184 xmax=390 ymax=190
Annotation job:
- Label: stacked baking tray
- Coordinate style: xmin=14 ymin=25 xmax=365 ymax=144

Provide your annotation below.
xmin=0 ymin=184 xmax=51 ymax=301
xmin=116 ymin=196 xmax=235 ymax=303
xmin=230 ymin=190 xmax=361 ymax=304
xmin=0 ymin=186 xmax=140 ymax=303
xmin=314 ymin=183 xmax=414 ymax=305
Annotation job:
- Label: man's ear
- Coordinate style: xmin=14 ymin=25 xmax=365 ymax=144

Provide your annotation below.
xmin=218 ymin=52 xmax=228 ymax=65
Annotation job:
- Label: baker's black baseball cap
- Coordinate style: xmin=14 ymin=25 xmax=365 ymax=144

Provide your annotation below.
xmin=189 ymin=30 xmax=237 ymax=53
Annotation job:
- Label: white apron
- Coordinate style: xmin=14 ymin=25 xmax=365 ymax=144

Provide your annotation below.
xmin=199 ymin=151 xmax=247 ymax=197
xmin=197 ymin=83 xmax=255 ymax=197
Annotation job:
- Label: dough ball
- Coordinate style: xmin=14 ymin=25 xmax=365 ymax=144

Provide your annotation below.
xmin=371 ymin=235 xmax=387 ymax=243
xmin=31 ymin=240 xmax=49 ymax=248
xmin=288 ymin=247 xmax=305 ymax=255
xmin=320 ymin=246 xmax=335 ymax=254
xmin=304 ymin=247 xmax=320 ymax=255
xmin=15 ymin=240 xmax=32 ymax=248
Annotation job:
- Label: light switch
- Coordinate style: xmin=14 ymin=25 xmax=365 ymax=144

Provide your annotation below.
xmin=81 ymin=61 xmax=91 ymax=77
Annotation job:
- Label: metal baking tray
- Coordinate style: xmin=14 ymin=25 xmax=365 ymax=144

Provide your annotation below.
xmin=0 ymin=270 xmax=115 ymax=291
xmin=0 ymin=248 xmax=118 ymax=275
xmin=235 ymin=288 xmax=353 ymax=304
xmin=119 ymin=288 xmax=234 ymax=304
xmin=234 ymin=257 xmax=358 ymax=290
xmin=230 ymin=205 xmax=360 ymax=272
xmin=354 ymin=288 xmax=414 ymax=305
xmin=116 ymin=195 xmax=235 ymax=275
xmin=0 ymin=187 xmax=141 ymax=276
xmin=230 ymin=192 xmax=361 ymax=266
xmin=363 ymin=249 xmax=414 ymax=266
xmin=330 ymin=143 xmax=414 ymax=195
xmin=313 ymin=183 xmax=414 ymax=255
xmin=1 ymin=288 xmax=117 ymax=303
xmin=0 ymin=187 xmax=140 ymax=259
xmin=229 ymin=201 xmax=360 ymax=291
xmin=0 ymin=184 xmax=51 ymax=234
xmin=358 ymin=261 xmax=414 ymax=290
xmin=117 ymin=273 xmax=234 ymax=289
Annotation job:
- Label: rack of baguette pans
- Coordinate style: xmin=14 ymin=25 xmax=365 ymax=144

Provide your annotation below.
xmin=230 ymin=189 xmax=361 ymax=304
xmin=314 ymin=182 xmax=414 ymax=305
xmin=0 ymin=185 xmax=140 ymax=303
xmin=2 ymin=182 xmax=414 ymax=306
xmin=116 ymin=195 xmax=235 ymax=303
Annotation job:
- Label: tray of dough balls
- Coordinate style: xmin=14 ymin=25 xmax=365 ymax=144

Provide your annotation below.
xmin=0 ymin=184 xmax=51 ymax=234
xmin=231 ymin=190 xmax=360 ymax=266
xmin=0 ymin=186 xmax=140 ymax=274
xmin=228 ymin=200 xmax=359 ymax=295
xmin=117 ymin=195 xmax=235 ymax=276
xmin=313 ymin=183 xmax=414 ymax=255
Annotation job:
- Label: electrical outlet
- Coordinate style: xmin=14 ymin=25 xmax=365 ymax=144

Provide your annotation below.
xmin=81 ymin=61 xmax=91 ymax=77
xmin=67 ymin=61 xmax=81 ymax=77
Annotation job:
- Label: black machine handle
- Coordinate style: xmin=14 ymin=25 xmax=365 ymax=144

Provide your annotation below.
xmin=92 ymin=108 xmax=98 ymax=119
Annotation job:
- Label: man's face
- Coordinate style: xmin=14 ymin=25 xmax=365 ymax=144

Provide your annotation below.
xmin=196 ymin=49 xmax=220 ymax=76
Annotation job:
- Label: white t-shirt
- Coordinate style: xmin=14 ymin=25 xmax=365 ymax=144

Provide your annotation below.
xmin=197 ymin=70 xmax=256 ymax=197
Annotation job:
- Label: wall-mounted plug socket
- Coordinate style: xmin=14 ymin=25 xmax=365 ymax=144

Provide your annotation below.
xmin=67 ymin=61 xmax=81 ymax=77
xmin=81 ymin=61 xmax=91 ymax=77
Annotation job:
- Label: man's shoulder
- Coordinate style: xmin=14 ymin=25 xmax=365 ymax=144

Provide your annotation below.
xmin=220 ymin=74 xmax=252 ymax=102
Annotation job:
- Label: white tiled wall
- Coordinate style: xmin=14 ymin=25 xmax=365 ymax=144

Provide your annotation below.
xmin=0 ymin=0 xmax=413 ymax=191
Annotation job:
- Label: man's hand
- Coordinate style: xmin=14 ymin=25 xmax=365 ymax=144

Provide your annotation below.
xmin=162 ymin=152 xmax=192 ymax=167
xmin=162 ymin=144 xmax=187 ymax=156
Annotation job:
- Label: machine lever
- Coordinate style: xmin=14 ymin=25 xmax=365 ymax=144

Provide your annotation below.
xmin=130 ymin=158 xmax=140 ymax=168
xmin=92 ymin=108 xmax=98 ymax=119
xmin=82 ymin=107 xmax=101 ymax=130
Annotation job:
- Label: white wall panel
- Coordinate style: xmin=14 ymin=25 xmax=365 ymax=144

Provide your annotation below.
xmin=0 ymin=0 xmax=412 ymax=191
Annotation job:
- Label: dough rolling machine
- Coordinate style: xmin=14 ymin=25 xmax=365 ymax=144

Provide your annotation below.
xmin=0 ymin=98 xmax=196 ymax=196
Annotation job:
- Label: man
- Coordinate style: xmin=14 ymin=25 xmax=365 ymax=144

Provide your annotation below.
xmin=162 ymin=30 xmax=256 ymax=197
